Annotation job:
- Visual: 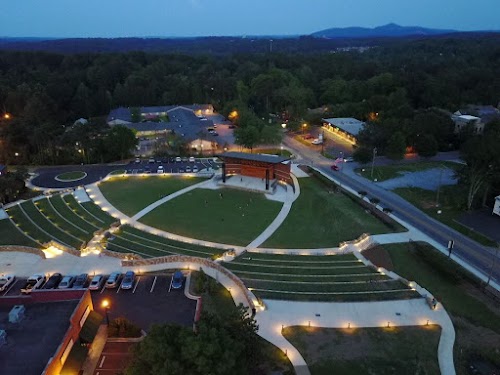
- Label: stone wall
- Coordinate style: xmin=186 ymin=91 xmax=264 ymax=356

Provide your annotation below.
xmin=0 ymin=245 xmax=46 ymax=259
xmin=44 ymin=240 xmax=81 ymax=257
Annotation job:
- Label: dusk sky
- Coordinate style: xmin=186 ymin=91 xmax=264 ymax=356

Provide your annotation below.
xmin=1 ymin=0 xmax=499 ymax=38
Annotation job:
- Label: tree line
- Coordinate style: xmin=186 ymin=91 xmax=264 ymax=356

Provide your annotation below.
xmin=0 ymin=36 xmax=499 ymax=165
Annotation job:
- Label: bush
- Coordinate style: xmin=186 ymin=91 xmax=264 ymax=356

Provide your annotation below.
xmin=108 ymin=317 xmax=141 ymax=338
xmin=358 ymin=191 xmax=367 ymax=196
xmin=383 ymin=207 xmax=393 ymax=213
xmin=369 ymin=197 xmax=380 ymax=205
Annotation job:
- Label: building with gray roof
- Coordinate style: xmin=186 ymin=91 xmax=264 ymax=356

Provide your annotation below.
xmin=322 ymin=117 xmax=365 ymax=143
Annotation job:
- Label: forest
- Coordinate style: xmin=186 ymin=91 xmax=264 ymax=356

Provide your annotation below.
xmin=0 ymin=35 xmax=499 ymax=166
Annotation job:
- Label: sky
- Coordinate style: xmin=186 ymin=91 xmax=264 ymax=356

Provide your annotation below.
xmin=1 ymin=0 xmax=499 ymax=38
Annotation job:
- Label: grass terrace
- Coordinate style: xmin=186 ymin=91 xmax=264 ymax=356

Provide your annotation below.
xmin=63 ymin=194 xmax=111 ymax=228
xmin=139 ymin=188 xmax=283 ymax=246
xmin=106 ymin=225 xmax=225 ymax=258
xmin=7 ymin=205 xmax=52 ymax=245
xmin=80 ymin=201 xmax=116 ymax=227
xmin=263 ymin=177 xmax=400 ymax=249
xmin=356 ymin=161 xmax=461 ymax=182
xmin=0 ymin=218 xmax=40 ymax=247
xmin=98 ymin=175 xmax=204 ymax=216
xmin=49 ymin=196 xmax=99 ymax=233
xmin=222 ymin=252 xmax=418 ymax=302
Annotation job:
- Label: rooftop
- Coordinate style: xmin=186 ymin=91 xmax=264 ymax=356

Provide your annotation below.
xmin=220 ymin=152 xmax=290 ymax=164
xmin=322 ymin=117 xmax=365 ymax=136
xmin=0 ymin=300 xmax=79 ymax=375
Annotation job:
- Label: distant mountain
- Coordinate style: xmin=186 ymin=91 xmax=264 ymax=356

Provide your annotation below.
xmin=311 ymin=23 xmax=459 ymax=39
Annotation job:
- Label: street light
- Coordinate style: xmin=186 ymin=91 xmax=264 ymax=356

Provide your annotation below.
xmin=281 ymin=123 xmax=287 ymax=130
xmin=3 ymin=113 xmax=11 ymax=120
xmin=302 ymin=123 xmax=307 ymax=135
xmin=102 ymin=300 xmax=110 ymax=326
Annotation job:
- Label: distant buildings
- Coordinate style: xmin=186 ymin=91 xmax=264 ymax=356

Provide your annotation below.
xmin=452 ymin=105 xmax=500 ymax=135
xmin=107 ymin=104 xmax=221 ymax=152
xmin=322 ymin=117 xmax=365 ymax=144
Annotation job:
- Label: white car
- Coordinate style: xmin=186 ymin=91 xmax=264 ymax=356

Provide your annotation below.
xmin=343 ymin=157 xmax=354 ymax=163
xmin=175 ymin=156 xmax=182 ymax=162
xmin=89 ymin=275 xmax=105 ymax=290
xmin=0 ymin=274 xmax=15 ymax=292
xmin=157 ymin=166 xmax=164 ymax=174
xmin=58 ymin=275 xmax=76 ymax=289
xmin=311 ymin=138 xmax=323 ymax=145
xmin=189 ymin=156 xmax=195 ymax=163
xmin=193 ymin=166 xmax=199 ymax=173
xmin=185 ymin=166 xmax=191 ymax=173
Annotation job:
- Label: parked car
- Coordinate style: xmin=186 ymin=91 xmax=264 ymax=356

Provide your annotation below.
xmin=58 ymin=275 xmax=76 ymax=289
xmin=185 ymin=166 xmax=191 ymax=173
xmin=148 ymin=158 xmax=155 ymax=163
xmin=179 ymin=167 xmax=185 ymax=173
xmin=228 ymin=124 xmax=236 ymax=129
xmin=311 ymin=138 xmax=323 ymax=145
xmin=331 ymin=164 xmax=340 ymax=171
xmin=135 ymin=158 xmax=141 ymax=164
xmin=121 ymin=271 xmax=135 ymax=290
xmin=43 ymin=273 xmax=63 ymax=289
xmin=105 ymin=272 xmax=121 ymax=289
xmin=171 ymin=271 xmax=184 ymax=289
xmin=193 ymin=166 xmax=199 ymax=173
xmin=73 ymin=273 xmax=88 ymax=288
xmin=175 ymin=156 xmax=182 ymax=162
xmin=182 ymin=157 xmax=188 ymax=162
xmin=157 ymin=165 xmax=164 ymax=174
xmin=170 ymin=157 xmax=176 ymax=162
xmin=21 ymin=274 xmax=45 ymax=294
xmin=89 ymin=275 xmax=105 ymax=290
xmin=0 ymin=274 xmax=15 ymax=292
xmin=189 ymin=156 xmax=195 ymax=163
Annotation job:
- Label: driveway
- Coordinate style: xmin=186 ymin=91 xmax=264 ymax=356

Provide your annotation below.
xmin=31 ymin=165 xmax=122 ymax=188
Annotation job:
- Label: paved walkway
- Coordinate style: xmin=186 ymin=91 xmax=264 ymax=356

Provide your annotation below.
xmin=256 ymin=298 xmax=455 ymax=375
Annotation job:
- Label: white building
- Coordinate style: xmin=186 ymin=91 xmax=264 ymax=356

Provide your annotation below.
xmin=493 ymin=196 xmax=500 ymax=217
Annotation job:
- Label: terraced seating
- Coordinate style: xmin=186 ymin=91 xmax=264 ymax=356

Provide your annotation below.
xmin=7 ymin=205 xmax=51 ymax=245
xmin=106 ymin=225 xmax=224 ymax=258
xmin=49 ymin=195 xmax=99 ymax=233
xmin=62 ymin=195 xmax=115 ymax=228
xmin=222 ymin=252 xmax=419 ymax=302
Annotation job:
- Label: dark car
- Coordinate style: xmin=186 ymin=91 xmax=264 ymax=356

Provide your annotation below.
xmin=171 ymin=271 xmax=184 ymax=289
xmin=43 ymin=273 xmax=63 ymax=289
xmin=73 ymin=273 xmax=88 ymax=288
xmin=121 ymin=271 xmax=135 ymax=290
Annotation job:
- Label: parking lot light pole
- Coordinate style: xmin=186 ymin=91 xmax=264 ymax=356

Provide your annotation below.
xmin=102 ymin=300 xmax=110 ymax=326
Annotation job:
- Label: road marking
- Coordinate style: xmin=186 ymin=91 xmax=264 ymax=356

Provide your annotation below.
xmin=168 ymin=275 xmax=173 ymax=293
xmin=116 ymin=285 xmax=121 ymax=294
xmin=150 ymin=276 xmax=157 ymax=293
xmin=132 ymin=276 xmax=141 ymax=294
xmin=99 ymin=356 xmax=106 ymax=368
xmin=2 ymin=279 xmax=19 ymax=296
xmin=100 ymin=285 xmax=106 ymax=294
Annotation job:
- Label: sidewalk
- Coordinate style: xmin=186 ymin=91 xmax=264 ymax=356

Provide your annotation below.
xmin=81 ymin=324 xmax=108 ymax=375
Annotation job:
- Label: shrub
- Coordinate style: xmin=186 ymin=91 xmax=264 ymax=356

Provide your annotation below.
xmin=383 ymin=207 xmax=393 ymax=213
xmin=370 ymin=197 xmax=380 ymax=205
xmin=108 ymin=317 xmax=141 ymax=338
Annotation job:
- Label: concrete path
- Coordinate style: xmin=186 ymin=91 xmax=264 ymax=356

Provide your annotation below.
xmin=256 ymin=298 xmax=455 ymax=375
xmin=81 ymin=325 xmax=108 ymax=375
xmin=246 ymin=174 xmax=300 ymax=250
xmin=131 ymin=179 xmax=213 ymax=220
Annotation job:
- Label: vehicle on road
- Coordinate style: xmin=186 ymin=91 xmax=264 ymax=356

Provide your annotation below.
xmin=43 ymin=273 xmax=63 ymax=289
xmin=73 ymin=273 xmax=88 ymax=288
xmin=311 ymin=138 xmax=323 ymax=145
xmin=89 ymin=275 xmax=105 ymax=290
xmin=189 ymin=156 xmax=195 ymax=163
xmin=21 ymin=274 xmax=45 ymax=294
xmin=148 ymin=158 xmax=155 ymax=163
xmin=343 ymin=157 xmax=354 ymax=162
xmin=105 ymin=272 xmax=121 ymax=289
xmin=0 ymin=274 xmax=15 ymax=292
xmin=331 ymin=164 xmax=340 ymax=171
xmin=171 ymin=271 xmax=184 ymax=289
xmin=121 ymin=271 xmax=135 ymax=290
xmin=193 ymin=166 xmax=199 ymax=173
xmin=58 ymin=275 xmax=76 ymax=289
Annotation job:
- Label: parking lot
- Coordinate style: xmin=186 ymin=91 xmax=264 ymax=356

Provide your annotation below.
xmin=93 ymin=342 xmax=136 ymax=375
xmin=125 ymin=157 xmax=221 ymax=175
xmin=1 ymin=272 xmax=197 ymax=331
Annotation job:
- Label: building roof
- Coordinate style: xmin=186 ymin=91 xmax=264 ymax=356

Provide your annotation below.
xmin=0 ymin=300 xmax=79 ymax=375
xmin=107 ymin=104 xmax=213 ymax=123
xmin=0 ymin=164 xmax=6 ymax=171
xmin=322 ymin=117 xmax=365 ymax=136
xmin=220 ymin=152 xmax=290 ymax=164
xmin=458 ymin=114 xmax=480 ymax=121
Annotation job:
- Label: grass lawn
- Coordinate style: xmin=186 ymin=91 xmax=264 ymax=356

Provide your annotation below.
xmin=263 ymin=177 xmax=395 ymax=248
xmin=139 ymin=188 xmax=283 ymax=245
xmin=0 ymin=218 xmax=40 ymax=247
xmin=394 ymin=186 xmax=496 ymax=246
xmin=98 ymin=175 xmax=204 ymax=216
xmin=356 ymin=161 xmax=461 ymax=182
xmin=56 ymin=171 xmax=86 ymax=181
xmin=371 ymin=242 xmax=500 ymax=373
xmin=283 ymin=325 xmax=441 ymax=375
xmin=190 ymin=271 xmax=294 ymax=375
xmin=109 ymin=169 xmax=126 ymax=175
xmin=252 ymin=148 xmax=293 ymax=158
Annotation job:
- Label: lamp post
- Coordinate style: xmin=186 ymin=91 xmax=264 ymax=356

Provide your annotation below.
xmin=370 ymin=147 xmax=377 ymax=180
xmin=280 ymin=145 xmax=284 ymax=156
xmin=102 ymin=300 xmax=110 ymax=326
xmin=302 ymin=123 xmax=307 ymax=136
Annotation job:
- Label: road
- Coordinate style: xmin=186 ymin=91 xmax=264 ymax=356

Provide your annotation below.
xmin=284 ymin=135 xmax=500 ymax=287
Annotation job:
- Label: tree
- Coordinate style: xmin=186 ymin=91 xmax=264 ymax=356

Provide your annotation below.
xmin=103 ymin=126 xmax=138 ymax=161
xmin=353 ymin=146 xmax=373 ymax=164
xmin=415 ymin=134 xmax=438 ymax=158
xmin=385 ymin=131 xmax=406 ymax=160
xmin=130 ymin=107 xmax=141 ymax=123
xmin=234 ymin=126 xmax=259 ymax=152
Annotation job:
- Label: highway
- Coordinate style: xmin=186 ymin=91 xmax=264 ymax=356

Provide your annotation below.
xmin=284 ymin=135 xmax=500 ymax=288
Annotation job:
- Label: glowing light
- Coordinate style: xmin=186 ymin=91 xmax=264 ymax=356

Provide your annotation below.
xmin=3 ymin=113 xmax=11 ymax=119
xmin=101 ymin=300 xmax=109 ymax=308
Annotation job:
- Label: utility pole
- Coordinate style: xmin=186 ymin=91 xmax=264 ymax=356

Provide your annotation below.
xmin=370 ymin=147 xmax=377 ymax=180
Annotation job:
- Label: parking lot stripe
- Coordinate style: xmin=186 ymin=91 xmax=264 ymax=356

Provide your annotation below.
xmin=116 ymin=285 xmax=121 ymax=294
xmin=133 ymin=276 xmax=141 ymax=294
xmin=150 ymin=276 xmax=157 ymax=293
xmin=100 ymin=285 xmax=106 ymax=294
xmin=168 ymin=275 xmax=173 ymax=293
xmin=99 ymin=356 xmax=106 ymax=368
xmin=2 ymin=279 xmax=19 ymax=296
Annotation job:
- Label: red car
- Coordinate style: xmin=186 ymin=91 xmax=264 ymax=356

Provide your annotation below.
xmin=331 ymin=164 xmax=340 ymax=171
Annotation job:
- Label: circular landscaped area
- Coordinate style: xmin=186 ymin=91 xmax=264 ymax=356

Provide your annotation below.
xmin=55 ymin=171 xmax=87 ymax=182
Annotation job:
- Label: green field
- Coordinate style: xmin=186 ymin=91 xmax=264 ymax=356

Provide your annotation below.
xmin=284 ymin=325 xmax=441 ymax=375
xmin=98 ymin=175 xmax=204 ymax=216
xmin=222 ymin=251 xmax=417 ymax=302
xmin=139 ymin=188 xmax=282 ymax=245
xmin=0 ymin=218 xmax=40 ymax=247
xmin=356 ymin=161 xmax=461 ymax=182
xmin=263 ymin=177 xmax=396 ymax=248
xmin=56 ymin=171 xmax=86 ymax=181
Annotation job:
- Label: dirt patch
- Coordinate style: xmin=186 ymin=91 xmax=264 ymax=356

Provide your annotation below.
xmin=363 ymin=245 xmax=394 ymax=270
